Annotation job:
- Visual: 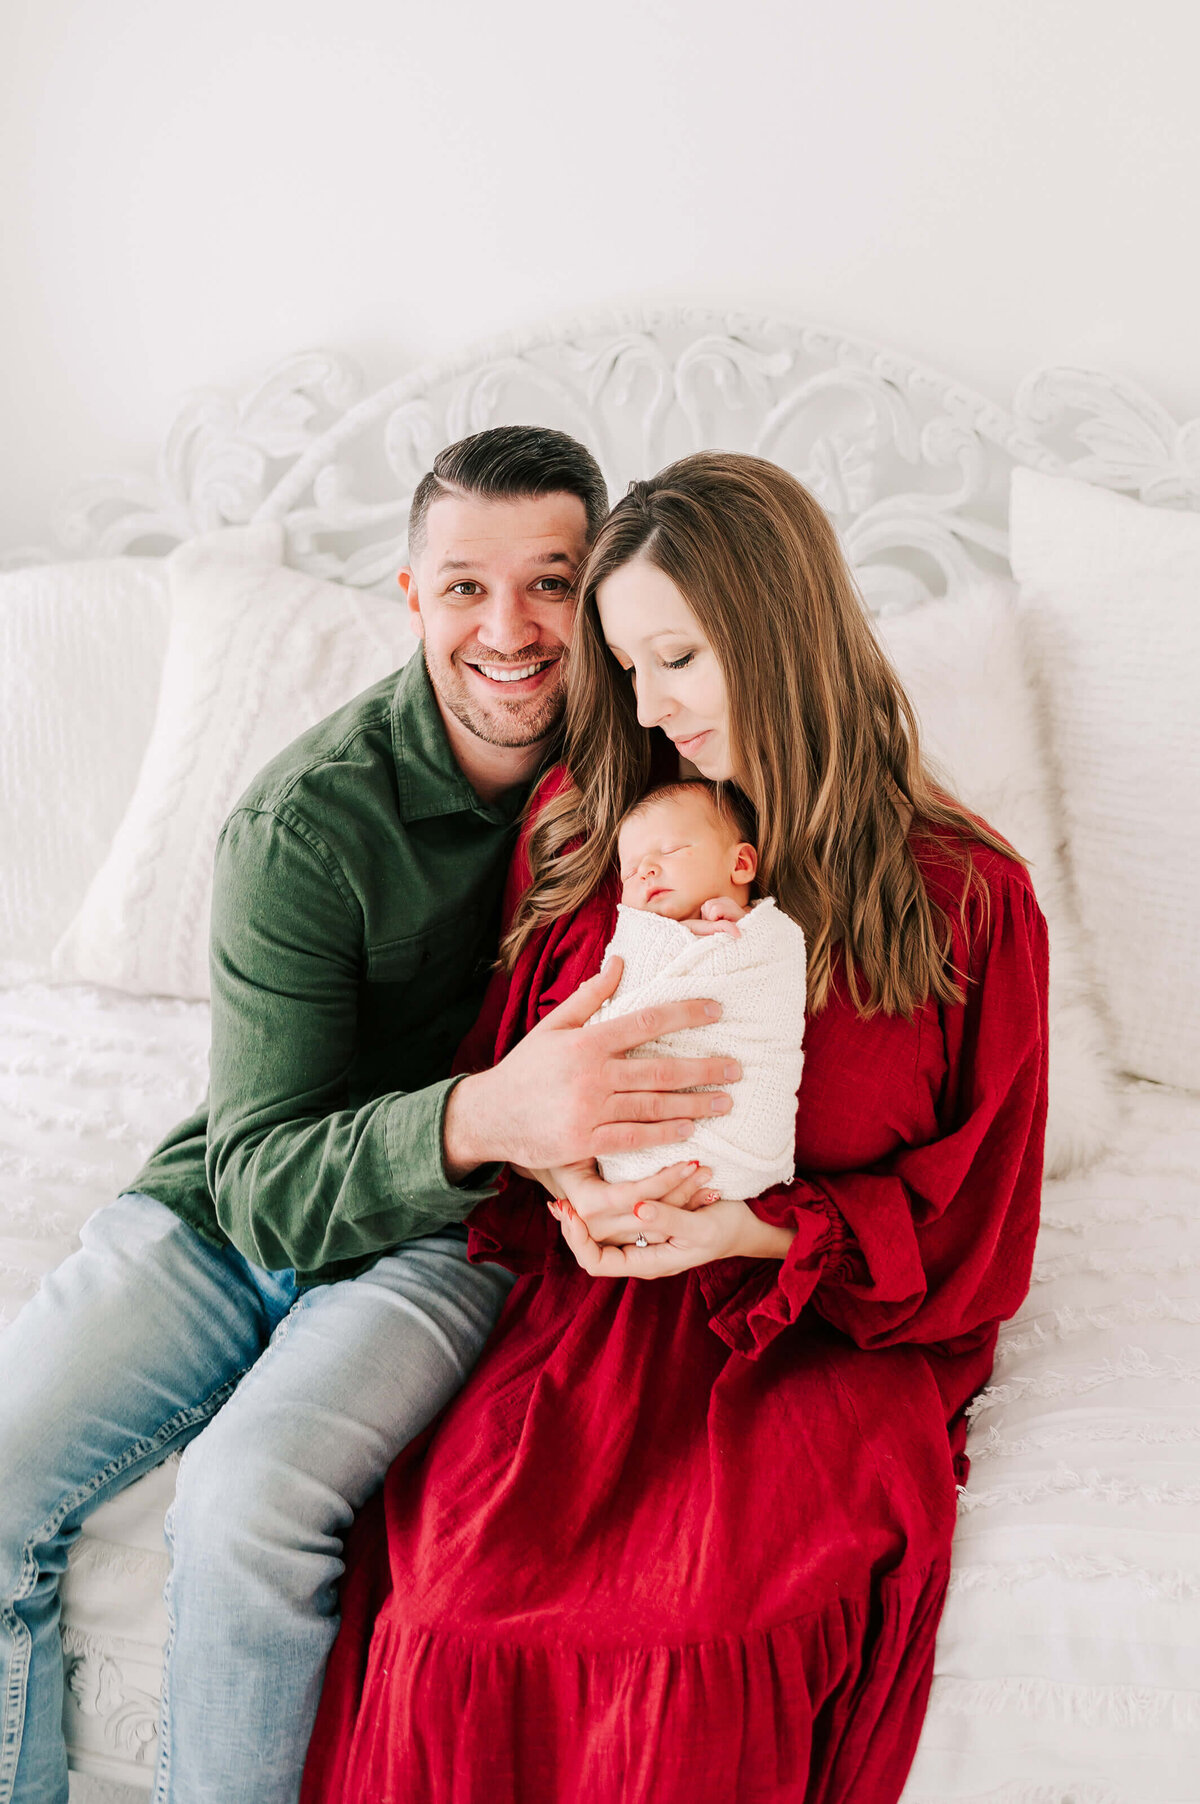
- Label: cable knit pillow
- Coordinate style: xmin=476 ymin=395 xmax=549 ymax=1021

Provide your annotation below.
xmin=0 ymin=557 xmax=169 ymax=980
xmin=51 ymin=523 xmax=416 ymax=1001
xmin=1010 ymin=467 xmax=1200 ymax=1092
xmin=875 ymin=576 xmax=1119 ymax=1177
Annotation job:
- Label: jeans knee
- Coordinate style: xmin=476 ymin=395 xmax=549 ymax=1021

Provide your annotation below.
xmin=169 ymin=1425 xmax=340 ymax=1590
xmin=0 ymin=1421 xmax=63 ymax=1598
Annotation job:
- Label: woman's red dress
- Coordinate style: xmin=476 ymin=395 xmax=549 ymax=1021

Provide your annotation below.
xmin=302 ymin=784 xmax=1050 ymax=1804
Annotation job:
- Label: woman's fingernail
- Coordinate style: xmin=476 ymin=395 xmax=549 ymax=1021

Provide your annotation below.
xmin=635 ymin=1202 xmax=656 ymax=1221
xmin=703 ymin=1190 xmax=721 ymax=1204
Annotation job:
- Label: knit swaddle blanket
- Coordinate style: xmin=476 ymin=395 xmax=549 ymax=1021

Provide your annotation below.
xmin=591 ymin=896 xmax=807 ymax=1201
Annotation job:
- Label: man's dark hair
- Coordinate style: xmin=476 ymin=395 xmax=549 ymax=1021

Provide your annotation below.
xmin=407 ymin=425 xmax=610 ymax=559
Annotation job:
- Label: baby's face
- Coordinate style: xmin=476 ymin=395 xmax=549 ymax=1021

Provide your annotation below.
xmin=617 ymin=792 xmax=752 ymax=920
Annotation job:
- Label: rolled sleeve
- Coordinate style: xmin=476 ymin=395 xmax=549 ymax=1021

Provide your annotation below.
xmin=386 ymin=1074 xmax=504 ymax=1225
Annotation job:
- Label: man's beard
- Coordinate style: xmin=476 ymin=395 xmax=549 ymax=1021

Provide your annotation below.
xmin=432 ymin=646 xmax=567 ymax=748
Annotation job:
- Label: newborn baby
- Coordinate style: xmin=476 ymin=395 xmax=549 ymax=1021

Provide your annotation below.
xmin=617 ymin=780 xmax=757 ymax=937
xmin=592 ymin=781 xmax=807 ymax=1202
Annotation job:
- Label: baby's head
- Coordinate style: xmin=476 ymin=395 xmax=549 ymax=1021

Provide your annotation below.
xmin=616 ymin=782 xmax=758 ymax=920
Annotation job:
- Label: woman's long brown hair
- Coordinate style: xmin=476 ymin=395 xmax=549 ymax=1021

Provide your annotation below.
xmin=502 ymin=451 xmax=1025 ymax=1018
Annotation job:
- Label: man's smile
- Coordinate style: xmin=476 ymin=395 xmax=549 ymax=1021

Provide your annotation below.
xmin=459 ymin=654 xmax=561 ymax=695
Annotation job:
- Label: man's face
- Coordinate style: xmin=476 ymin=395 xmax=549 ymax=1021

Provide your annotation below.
xmin=400 ymin=490 xmax=590 ymax=751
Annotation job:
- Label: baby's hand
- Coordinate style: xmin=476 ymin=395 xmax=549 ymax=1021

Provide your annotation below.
xmin=683 ymin=897 xmax=748 ymax=938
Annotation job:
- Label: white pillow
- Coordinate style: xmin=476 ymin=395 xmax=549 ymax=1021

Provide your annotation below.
xmin=0 ymin=558 xmax=169 ymax=980
xmin=875 ymin=578 xmax=1119 ymax=1178
xmin=1010 ymin=467 xmax=1200 ymax=1092
xmin=51 ymin=523 xmax=416 ymax=1001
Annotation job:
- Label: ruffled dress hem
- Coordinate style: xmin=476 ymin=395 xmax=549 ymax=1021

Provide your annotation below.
xmin=329 ymin=1561 xmax=952 ymax=1804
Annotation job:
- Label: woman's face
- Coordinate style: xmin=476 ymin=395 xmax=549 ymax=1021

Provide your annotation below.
xmin=595 ymin=557 xmax=735 ymax=782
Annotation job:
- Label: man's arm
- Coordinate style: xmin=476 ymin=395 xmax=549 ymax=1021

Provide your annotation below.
xmin=204 ymin=807 xmax=499 ymax=1279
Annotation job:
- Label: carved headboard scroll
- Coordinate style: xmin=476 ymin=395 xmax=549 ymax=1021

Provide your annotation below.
xmin=16 ymin=306 xmax=1200 ymax=612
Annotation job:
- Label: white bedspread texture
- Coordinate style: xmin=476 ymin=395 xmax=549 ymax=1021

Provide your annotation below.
xmin=590 ymin=897 xmax=807 ymax=1200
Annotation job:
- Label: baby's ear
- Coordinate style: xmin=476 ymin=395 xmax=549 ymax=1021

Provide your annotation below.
xmin=732 ymin=842 xmax=758 ymax=883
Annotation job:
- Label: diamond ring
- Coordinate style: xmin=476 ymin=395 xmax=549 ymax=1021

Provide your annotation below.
xmin=634 ymin=1232 xmax=648 ymax=1248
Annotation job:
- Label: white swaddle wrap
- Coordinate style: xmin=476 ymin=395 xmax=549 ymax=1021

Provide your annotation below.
xmin=591 ymin=896 xmax=807 ymax=1201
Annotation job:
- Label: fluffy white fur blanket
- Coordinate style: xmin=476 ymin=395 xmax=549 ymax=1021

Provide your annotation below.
xmin=591 ymin=897 xmax=807 ymax=1201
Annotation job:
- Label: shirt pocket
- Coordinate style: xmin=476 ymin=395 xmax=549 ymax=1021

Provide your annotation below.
xmin=366 ymin=906 xmax=489 ymax=990
xmin=364 ymin=909 xmax=494 ymax=1024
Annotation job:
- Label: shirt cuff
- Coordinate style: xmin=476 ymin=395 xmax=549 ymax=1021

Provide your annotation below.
xmin=385 ymin=1073 xmax=504 ymax=1229
xmin=697 ymin=1181 xmax=862 ymax=1359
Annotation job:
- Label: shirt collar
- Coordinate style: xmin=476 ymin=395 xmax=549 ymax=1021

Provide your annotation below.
xmin=390 ymin=645 xmax=540 ymax=828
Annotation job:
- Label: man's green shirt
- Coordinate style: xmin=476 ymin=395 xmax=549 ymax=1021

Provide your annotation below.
xmin=128 ymin=647 xmax=538 ymax=1288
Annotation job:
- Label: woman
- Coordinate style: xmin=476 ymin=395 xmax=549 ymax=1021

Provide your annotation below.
xmin=301 ymin=453 xmax=1049 ymax=1802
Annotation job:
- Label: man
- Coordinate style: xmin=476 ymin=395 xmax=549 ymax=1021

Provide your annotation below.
xmin=0 ymin=426 xmax=736 ymax=1804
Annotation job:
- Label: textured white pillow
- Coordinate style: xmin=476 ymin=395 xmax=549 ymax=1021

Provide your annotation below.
xmin=1010 ymin=467 xmax=1200 ymax=1092
xmin=0 ymin=558 xmax=170 ymax=980
xmin=875 ymin=578 xmax=1119 ymax=1177
xmin=51 ymin=523 xmax=416 ymax=1001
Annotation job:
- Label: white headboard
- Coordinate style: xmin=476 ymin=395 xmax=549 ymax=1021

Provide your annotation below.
xmin=18 ymin=305 xmax=1200 ymax=611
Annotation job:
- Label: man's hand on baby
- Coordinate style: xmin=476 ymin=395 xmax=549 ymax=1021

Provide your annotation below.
xmin=442 ymin=954 xmax=742 ymax=1179
xmin=681 ymin=897 xmax=749 ymax=939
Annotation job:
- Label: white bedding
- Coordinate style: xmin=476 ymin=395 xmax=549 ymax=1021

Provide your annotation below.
xmin=904 ymin=1080 xmax=1200 ymax=1804
xmin=2 ymin=979 xmax=1198 ymax=1799
xmin=0 ymin=979 xmax=209 ymax=1786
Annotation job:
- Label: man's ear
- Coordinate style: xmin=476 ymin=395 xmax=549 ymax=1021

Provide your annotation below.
xmin=732 ymin=842 xmax=758 ymax=884
xmin=398 ymin=567 xmax=424 ymax=639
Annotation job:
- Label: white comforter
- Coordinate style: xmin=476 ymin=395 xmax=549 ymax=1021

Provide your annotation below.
xmin=591 ymin=897 xmax=807 ymax=1199
xmin=2 ymin=979 xmax=1199 ymax=1800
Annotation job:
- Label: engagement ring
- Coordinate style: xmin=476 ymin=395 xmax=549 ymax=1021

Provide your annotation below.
xmin=634 ymin=1233 xmax=648 ymax=1247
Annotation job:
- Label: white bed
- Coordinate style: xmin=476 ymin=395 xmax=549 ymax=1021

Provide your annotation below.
xmin=2 ymin=307 xmax=1197 ymax=1802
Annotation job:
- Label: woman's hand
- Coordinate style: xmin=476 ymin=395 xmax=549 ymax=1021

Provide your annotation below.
xmin=531 ymin=1158 xmax=716 ymax=1247
xmin=549 ymin=1193 xmax=797 ymax=1278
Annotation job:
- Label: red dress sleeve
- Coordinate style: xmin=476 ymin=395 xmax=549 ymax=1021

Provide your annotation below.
xmin=696 ymin=836 xmax=1050 ymax=1372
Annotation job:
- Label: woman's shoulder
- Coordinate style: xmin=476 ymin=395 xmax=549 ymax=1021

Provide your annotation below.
xmin=908 ymin=810 xmax=1041 ymax=920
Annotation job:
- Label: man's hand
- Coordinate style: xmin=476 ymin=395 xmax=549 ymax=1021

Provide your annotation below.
xmin=442 ymin=955 xmax=741 ymax=1180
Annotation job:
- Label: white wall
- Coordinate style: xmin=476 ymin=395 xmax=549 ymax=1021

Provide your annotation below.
xmin=4 ymin=0 xmax=1199 ymax=554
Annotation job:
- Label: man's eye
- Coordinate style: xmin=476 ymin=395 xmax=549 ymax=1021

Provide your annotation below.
xmin=533 ymin=577 xmax=570 ymax=593
xmin=449 ymin=581 xmax=481 ymax=596
xmin=663 ymin=652 xmax=694 ymax=670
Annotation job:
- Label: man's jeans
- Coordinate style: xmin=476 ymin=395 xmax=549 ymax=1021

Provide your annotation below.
xmin=0 ymin=1190 xmax=516 ymax=1804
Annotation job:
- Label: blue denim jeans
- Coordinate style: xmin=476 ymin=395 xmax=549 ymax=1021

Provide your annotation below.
xmin=0 ymin=1190 xmax=516 ymax=1804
